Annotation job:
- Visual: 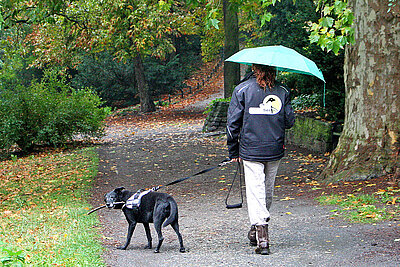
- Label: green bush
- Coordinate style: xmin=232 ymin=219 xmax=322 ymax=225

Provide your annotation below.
xmin=72 ymin=35 xmax=202 ymax=108
xmin=0 ymin=243 xmax=25 ymax=266
xmin=145 ymin=55 xmax=186 ymax=97
xmin=291 ymin=94 xmax=321 ymax=111
xmin=0 ymin=70 xmax=110 ymax=154
xmin=71 ymin=52 xmax=138 ymax=108
xmin=204 ymin=97 xmax=231 ymax=114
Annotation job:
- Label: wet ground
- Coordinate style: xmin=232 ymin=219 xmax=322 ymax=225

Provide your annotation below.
xmin=89 ymin=109 xmax=400 ymax=267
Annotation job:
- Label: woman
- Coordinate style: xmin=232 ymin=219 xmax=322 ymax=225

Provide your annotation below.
xmin=227 ymin=64 xmax=295 ymax=255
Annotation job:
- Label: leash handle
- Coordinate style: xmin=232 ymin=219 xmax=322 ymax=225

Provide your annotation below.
xmin=225 ymin=161 xmax=244 ymax=209
xmin=226 ymin=203 xmax=243 ymax=209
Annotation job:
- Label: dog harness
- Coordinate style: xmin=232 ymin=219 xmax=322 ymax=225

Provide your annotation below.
xmin=125 ymin=189 xmax=152 ymax=209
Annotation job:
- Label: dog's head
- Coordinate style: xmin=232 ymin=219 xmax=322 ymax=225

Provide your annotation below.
xmin=104 ymin=187 xmax=125 ymax=209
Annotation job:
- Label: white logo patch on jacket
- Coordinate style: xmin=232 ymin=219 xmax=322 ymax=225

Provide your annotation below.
xmin=249 ymin=95 xmax=282 ymax=115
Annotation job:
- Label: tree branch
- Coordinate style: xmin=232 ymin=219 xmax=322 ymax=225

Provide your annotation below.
xmin=53 ymin=12 xmax=89 ymax=30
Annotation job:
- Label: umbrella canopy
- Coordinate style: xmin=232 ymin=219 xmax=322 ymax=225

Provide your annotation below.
xmin=225 ymin=45 xmax=325 ymax=83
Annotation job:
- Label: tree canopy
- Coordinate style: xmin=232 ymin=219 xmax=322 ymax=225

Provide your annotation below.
xmin=1 ymin=0 xmax=199 ymax=112
xmin=2 ymin=0 xmax=399 ymax=182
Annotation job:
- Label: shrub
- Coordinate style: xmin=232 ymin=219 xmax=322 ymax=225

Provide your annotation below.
xmin=291 ymin=93 xmax=321 ymax=111
xmin=204 ymin=97 xmax=231 ymax=114
xmin=0 ymin=70 xmax=110 ymax=154
xmin=145 ymin=55 xmax=186 ymax=98
xmin=0 ymin=244 xmax=25 ymax=266
xmin=72 ymin=52 xmax=138 ymax=108
xmin=72 ymin=36 xmax=202 ymax=108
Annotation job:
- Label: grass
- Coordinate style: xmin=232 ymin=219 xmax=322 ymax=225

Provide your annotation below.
xmin=317 ymin=189 xmax=400 ymax=223
xmin=0 ymin=147 xmax=104 ymax=266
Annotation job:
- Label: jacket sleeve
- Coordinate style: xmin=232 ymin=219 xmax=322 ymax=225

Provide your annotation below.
xmin=226 ymin=88 xmax=244 ymax=159
xmin=284 ymin=91 xmax=295 ymax=129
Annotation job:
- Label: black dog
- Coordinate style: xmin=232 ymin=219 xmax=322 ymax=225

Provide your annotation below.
xmin=104 ymin=187 xmax=185 ymax=253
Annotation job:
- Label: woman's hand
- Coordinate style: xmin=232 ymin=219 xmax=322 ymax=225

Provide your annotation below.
xmin=231 ymin=158 xmax=241 ymax=162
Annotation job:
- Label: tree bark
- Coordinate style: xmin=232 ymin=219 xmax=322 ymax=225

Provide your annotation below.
xmin=133 ymin=52 xmax=156 ymax=113
xmin=223 ymin=0 xmax=240 ymax=98
xmin=321 ymin=0 xmax=400 ymax=182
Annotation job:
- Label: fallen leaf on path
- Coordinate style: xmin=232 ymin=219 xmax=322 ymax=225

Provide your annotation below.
xmin=280 ymin=197 xmax=295 ymax=201
xmin=3 ymin=210 xmax=12 ymax=216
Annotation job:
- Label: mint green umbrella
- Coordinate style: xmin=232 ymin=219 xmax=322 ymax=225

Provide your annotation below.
xmin=225 ymin=45 xmax=325 ymax=82
xmin=226 ymin=45 xmax=326 ymax=106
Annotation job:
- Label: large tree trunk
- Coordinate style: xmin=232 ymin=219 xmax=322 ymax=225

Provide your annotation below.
xmin=223 ymin=0 xmax=240 ymax=98
xmin=133 ymin=53 xmax=156 ymax=113
xmin=321 ymin=0 xmax=400 ymax=182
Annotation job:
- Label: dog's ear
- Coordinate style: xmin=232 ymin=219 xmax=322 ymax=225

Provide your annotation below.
xmin=114 ymin=187 xmax=125 ymax=193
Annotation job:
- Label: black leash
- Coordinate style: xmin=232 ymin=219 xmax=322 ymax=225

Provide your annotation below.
xmin=87 ymin=159 xmax=237 ymax=215
xmin=225 ymin=161 xmax=244 ymax=209
xmin=151 ymin=158 xmax=232 ymax=191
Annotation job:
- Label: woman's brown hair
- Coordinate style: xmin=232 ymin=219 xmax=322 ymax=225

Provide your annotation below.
xmin=252 ymin=64 xmax=276 ymax=91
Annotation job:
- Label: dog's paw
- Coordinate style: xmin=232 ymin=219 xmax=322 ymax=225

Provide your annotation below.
xmin=144 ymin=245 xmax=152 ymax=249
xmin=154 ymin=249 xmax=160 ymax=253
xmin=179 ymin=247 xmax=186 ymax=253
xmin=116 ymin=246 xmax=127 ymax=250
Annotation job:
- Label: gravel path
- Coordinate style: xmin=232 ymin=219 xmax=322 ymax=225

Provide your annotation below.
xmin=90 ymin=108 xmax=400 ymax=267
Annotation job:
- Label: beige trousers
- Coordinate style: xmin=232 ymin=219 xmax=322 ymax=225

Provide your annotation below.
xmin=243 ymin=159 xmax=281 ymax=226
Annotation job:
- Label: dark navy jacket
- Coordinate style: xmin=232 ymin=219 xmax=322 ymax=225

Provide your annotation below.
xmin=227 ymin=76 xmax=295 ymax=162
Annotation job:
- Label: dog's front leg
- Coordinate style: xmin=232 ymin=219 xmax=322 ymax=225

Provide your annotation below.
xmin=143 ymin=223 xmax=152 ymax=249
xmin=117 ymin=221 xmax=137 ymax=250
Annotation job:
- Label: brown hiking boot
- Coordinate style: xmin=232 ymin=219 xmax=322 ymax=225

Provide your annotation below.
xmin=248 ymin=225 xmax=257 ymax=246
xmin=255 ymin=224 xmax=270 ymax=255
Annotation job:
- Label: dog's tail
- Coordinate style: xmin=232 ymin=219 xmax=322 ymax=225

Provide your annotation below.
xmin=163 ymin=197 xmax=178 ymax=227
